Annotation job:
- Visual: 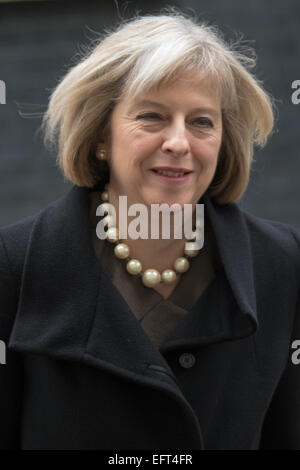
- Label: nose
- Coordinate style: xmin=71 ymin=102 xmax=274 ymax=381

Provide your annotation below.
xmin=161 ymin=118 xmax=190 ymax=157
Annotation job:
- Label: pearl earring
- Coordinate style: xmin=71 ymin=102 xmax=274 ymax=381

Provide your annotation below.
xmin=97 ymin=149 xmax=106 ymax=161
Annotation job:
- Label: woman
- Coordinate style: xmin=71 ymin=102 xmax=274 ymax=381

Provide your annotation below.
xmin=0 ymin=11 xmax=300 ymax=450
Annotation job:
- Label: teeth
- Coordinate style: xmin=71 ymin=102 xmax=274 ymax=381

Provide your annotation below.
xmin=156 ymin=169 xmax=185 ymax=177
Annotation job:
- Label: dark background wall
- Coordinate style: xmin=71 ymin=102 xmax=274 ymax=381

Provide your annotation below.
xmin=0 ymin=0 xmax=299 ymax=228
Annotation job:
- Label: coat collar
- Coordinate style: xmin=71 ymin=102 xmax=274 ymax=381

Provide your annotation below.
xmin=202 ymin=191 xmax=258 ymax=330
xmin=8 ymin=183 xmax=258 ymax=395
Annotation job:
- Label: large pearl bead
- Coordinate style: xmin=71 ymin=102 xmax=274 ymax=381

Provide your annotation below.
xmin=184 ymin=242 xmax=200 ymax=258
xmin=173 ymin=257 xmax=190 ymax=273
xmin=142 ymin=269 xmax=161 ymax=287
xmin=126 ymin=259 xmax=142 ymax=275
xmin=114 ymin=243 xmax=130 ymax=259
xmin=161 ymin=269 xmax=177 ymax=284
xmin=101 ymin=191 xmax=109 ymax=202
xmin=106 ymin=227 xmax=119 ymax=243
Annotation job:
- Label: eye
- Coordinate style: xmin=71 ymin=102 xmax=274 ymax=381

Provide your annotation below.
xmin=191 ymin=117 xmax=213 ymax=128
xmin=137 ymin=112 xmax=162 ymax=120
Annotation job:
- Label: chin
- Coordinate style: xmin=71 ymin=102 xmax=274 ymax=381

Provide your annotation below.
xmin=142 ymin=190 xmax=191 ymax=208
xmin=150 ymin=197 xmax=187 ymax=208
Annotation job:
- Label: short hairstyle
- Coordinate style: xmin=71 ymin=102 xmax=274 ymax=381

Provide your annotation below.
xmin=40 ymin=8 xmax=275 ymax=203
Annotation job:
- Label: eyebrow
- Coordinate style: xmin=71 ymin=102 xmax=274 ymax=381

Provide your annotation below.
xmin=129 ymin=99 xmax=220 ymax=120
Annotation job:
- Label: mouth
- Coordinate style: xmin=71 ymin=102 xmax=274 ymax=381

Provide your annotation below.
xmin=149 ymin=167 xmax=193 ymax=183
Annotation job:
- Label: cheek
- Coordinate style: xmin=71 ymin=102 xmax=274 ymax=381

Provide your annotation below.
xmin=110 ymin=131 xmax=159 ymax=176
xmin=194 ymin=139 xmax=221 ymax=169
xmin=127 ymin=133 xmax=160 ymax=163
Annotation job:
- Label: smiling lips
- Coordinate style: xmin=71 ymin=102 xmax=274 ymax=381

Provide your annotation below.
xmin=151 ymin=166 xmax=193 ymax=178
xmin=150 ymin=166 xmax=193 ymax=183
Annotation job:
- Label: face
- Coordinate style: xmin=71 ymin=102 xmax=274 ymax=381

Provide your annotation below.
xmin=101 ymin=72 xmax=223 ymax=211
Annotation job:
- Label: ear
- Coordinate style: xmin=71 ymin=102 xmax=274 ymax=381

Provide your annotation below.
xmin=96 ymin=142 xmax=105 ymax=151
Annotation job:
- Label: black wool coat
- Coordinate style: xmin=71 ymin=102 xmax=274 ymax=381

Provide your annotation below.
xmin=0 ymin=184 xmax=300 ymax=450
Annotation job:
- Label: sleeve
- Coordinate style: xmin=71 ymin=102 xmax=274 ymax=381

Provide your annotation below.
xmin=259 ymin=226 xmax=300 ymax=449
xmin=0 ymin=233 xmax=23 ymax=449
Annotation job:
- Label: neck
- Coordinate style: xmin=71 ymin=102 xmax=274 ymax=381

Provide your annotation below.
xmin=124 ymin=234 xmax=187 ymax=272
xmin=107 ymin=187 xmax=196 ymax=272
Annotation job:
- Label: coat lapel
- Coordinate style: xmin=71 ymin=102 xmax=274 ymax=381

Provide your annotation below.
xmin=203 ymin=193 xmax=258 ymax=328
xmin=8 ymin=184 xmax=258 ymax=389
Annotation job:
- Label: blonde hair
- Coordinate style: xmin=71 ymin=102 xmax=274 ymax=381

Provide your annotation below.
xmin=40 ymin=8 xmax=275 ymax=203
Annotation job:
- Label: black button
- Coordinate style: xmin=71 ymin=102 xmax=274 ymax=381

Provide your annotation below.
xmin=178 ymin=352 xmax=196 ymax=369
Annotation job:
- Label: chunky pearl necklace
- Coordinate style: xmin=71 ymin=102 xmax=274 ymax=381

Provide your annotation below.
xmin=99 ymin=187 xmax=200 ymax=288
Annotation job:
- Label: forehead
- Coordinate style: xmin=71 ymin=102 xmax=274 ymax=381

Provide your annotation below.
xmin=121 ymin=70 xmax=221 ymax=111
